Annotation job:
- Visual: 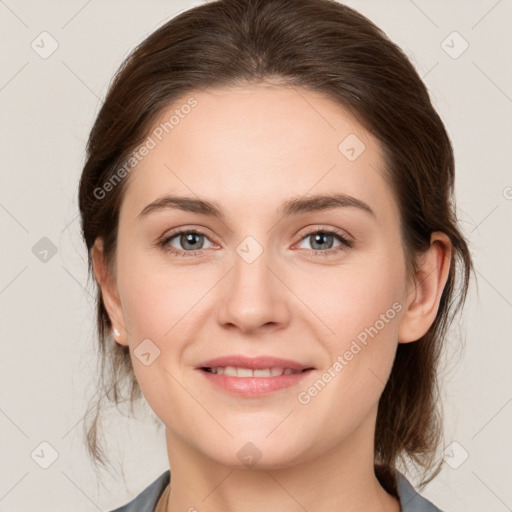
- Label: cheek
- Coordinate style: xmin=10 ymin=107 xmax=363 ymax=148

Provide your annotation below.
xmin=297 ymin=251 xmax=404 ymax=396
xmin=117 ymin=245 xmax=211 ymax=339
xmin=292 ymin=262 xmax=403 ymax=433
xmin=297 ymin=252 xmax=404 ymax=344
xmin=115 ymin=250 xmax=218 ymax=390
xmin=116 ymin=265 xmax=199 ymax=413
xmin=120 ymin=275 xmax=172 ymax=339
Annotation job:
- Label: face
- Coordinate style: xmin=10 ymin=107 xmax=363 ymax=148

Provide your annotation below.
xmin=99 ymin=83 xmax=414 ymax=469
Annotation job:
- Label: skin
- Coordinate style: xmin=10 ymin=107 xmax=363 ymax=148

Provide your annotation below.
xmin=93 ymin=83 xmax=451 ymax=512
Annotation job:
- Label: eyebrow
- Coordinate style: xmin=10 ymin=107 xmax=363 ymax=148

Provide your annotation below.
xmin=137 ymin=192 xmax=375 ymax=221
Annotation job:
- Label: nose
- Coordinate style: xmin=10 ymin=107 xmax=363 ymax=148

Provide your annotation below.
xmin=216 ymin=245 xmax=291 ymax=335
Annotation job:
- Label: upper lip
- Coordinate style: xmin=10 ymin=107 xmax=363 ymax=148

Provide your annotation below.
xmin=197 ymin=355 xmax=314 ymax=371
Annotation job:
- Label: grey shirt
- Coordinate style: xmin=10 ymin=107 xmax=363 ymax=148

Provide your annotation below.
xmin=110 ymin=469 xmax=443 ymax=512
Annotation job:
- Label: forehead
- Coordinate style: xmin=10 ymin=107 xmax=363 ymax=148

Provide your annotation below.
xmin=121 ymin=84 xmax=398 ymax=225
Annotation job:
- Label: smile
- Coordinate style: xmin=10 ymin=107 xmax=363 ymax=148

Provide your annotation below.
xmin=203 ymin=366 xmax=306 ymax=377
xmin=198 ymin=367 xmax=314 ymax=396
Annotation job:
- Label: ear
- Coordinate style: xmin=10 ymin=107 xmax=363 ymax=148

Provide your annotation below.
xmin=398 ymin=232 xmax=452 ymax=344
xmin=92 ymin=238 xmax=128 ymax=346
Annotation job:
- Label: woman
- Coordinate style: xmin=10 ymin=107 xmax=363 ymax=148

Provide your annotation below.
xmin=78 ymin=0 xmax=473 ymax=510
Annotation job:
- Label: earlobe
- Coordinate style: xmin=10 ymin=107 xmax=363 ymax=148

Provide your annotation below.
xmin=397 ymin=232 xmax=452 ymax=344
xmin=91 ymin=239 xmax=129 ymax=346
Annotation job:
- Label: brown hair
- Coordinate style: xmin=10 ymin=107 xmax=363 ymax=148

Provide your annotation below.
xmin=78 ymin=0 xmax=473 ymax=492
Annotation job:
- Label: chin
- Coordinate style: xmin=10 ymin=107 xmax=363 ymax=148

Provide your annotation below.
xmin=202 ymin=436 xmax=310 ymax=471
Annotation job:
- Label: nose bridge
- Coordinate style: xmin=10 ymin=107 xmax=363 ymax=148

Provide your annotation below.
xmin=234 ymin=238 xmax=271 ymax=294
xmin=216 ymin=234 xmax=290 ymax=332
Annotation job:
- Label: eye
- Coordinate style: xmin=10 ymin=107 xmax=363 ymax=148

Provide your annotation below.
xmin=295 ymin=228 xmax=353 ymax=257
xmin=158 ymin=229 xmax=215 ymax=256
xmin=157 ymin=227 xmax=353 ymax=258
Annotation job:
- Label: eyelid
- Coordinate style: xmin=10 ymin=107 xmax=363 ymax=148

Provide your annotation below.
xmin=158 ymin=226 xmax=219 ymax=250
xmin=294 ymin=224 xmax=354 ymax=245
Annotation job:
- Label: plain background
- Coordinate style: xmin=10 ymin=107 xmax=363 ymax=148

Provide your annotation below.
xmin=1 ymin=0 xmax=511 ymax=510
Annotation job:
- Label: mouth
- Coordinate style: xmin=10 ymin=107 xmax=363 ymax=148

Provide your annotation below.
xmin=200 ymin=366 xmax=311 ymax=377
xmin=196 ymin=354 xmax=314 ymax=372
xmin=195 ymin=355 xmax=315 ymax=396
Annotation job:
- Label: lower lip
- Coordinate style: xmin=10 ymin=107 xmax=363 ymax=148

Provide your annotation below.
xmin=197 ymin=368 xmax=314 ymax=397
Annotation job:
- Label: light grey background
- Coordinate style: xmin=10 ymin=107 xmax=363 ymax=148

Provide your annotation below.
xmin=1 ymin=1 xmax=511 ymax=511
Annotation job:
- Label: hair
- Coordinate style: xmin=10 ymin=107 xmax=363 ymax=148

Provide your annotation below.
xmin=78 ymin=0 xmax=473 ymax=495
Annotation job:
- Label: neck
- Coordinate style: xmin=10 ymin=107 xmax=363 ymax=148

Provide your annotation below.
xmin=162 ymin=408 xmax=400 ymax=512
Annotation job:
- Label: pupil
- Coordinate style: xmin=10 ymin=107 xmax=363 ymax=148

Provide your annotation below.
xmin=182 ymin=233 xmax=202 ymax=250
xmin=312 ymin=233 xmax=333 ymax=250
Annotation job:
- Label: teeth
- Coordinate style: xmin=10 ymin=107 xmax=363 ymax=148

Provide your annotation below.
xmin=236 ymin=367 xmax=253 ymax=377
xmin=207 ymin=366 xmax=301 ymax=377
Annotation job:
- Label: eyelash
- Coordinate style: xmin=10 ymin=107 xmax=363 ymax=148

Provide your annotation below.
xmin=157 ymin=227 xmax=353 ymax=258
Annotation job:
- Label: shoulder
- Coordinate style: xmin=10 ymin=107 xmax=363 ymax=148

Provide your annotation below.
xmin=108 ymin=470 xmax=170 ymax=512
xmin=106 ymin=467 xmax=444 ymax=511
xmin=395 ymin=471 xmax=445 ymax=512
